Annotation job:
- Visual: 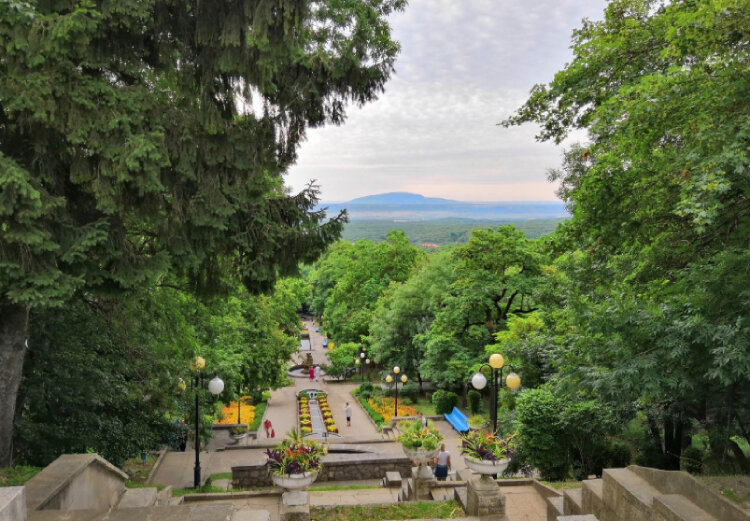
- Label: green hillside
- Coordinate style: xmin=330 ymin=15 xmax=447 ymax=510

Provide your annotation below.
xmin=340 ymin=218 xmax=565 ymax=245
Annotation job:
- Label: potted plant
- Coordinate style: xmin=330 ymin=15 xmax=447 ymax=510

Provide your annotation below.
xmin=230 ymin=425 xmax=248 ymax=440
xmin=460 ymin=430 xmax=516 ymax=478
xmin=266 ymin=431 xmax=324 ymax=490
xmin=395 ymin=419 xmax=443 ymax=464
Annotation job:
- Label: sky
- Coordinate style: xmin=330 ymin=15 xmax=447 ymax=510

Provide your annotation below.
xmin=285 ymin=0 xmax=609 ymax=203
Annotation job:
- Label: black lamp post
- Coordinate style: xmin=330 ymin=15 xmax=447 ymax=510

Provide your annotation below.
xmin=385 ymin=366 xmax=408 ymax=417
xmin=189 ymin=356 xmax=224 ymax=488
xmin=470 ymin=354 xmax=520 ymax=434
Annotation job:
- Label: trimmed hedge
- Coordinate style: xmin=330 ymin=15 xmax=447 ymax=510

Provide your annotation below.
xmin=357 ymin=396 xmax=385 ymax=427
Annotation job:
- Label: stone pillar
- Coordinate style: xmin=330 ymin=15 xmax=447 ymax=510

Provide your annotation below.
xmin=0 ymin=487 xmax=26 ymax=521
xmin=412 ymin=464 xmax=435 ymax=500
xmin=280 ymin=491 xmax=310 ymax=521
xmin=466 ymin=476 xmax=506 ymax=521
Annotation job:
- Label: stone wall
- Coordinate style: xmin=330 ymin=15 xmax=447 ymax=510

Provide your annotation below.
xmin=233 ymin=453 xmax=412 ymax=488
xmin=25 ymin=454 xmax=128 ymax=512
xmin=0 ymin=487 xmax=26 ymax=521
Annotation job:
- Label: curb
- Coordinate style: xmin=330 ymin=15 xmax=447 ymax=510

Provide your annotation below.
xmin=146 ymin=449 xmax=167 ymax=485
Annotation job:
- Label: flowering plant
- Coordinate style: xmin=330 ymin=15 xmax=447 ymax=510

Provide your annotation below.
xmin=395 ymin=420 xmax=443 ymax=451
xmin=460 ymin=431 xmax=516 ymax=462
xmin=265 ymin=431 xmax=323 ymax=476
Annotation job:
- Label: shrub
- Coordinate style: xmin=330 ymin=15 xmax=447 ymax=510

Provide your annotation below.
xmin=431 ymin=389 xmax=459 ymax=415
xmin=516 ymin=388 xmax=570 ymax=481
xmin=468 ymin=390 xmax=481 ymax=415
xmin=400 ymin=382 xmax=420 ymax=404
xmin=681 ymin=446 xmax=704 ymax=474
xmin=604 ymin=440 xmax=632 ymax=469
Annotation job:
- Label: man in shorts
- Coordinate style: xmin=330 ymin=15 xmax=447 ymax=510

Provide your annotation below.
xmin=345 ymin=402 xmax=352 ymax=427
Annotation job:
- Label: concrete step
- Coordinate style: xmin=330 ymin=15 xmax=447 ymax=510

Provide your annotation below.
xmin=430 ymin=487 xmax=454 ymax=502
xmin=603 ymin=467 xmax=662 ymax=509
xmin=563 ymin=488 xmax=583 ymax=515
xmin=654 ymin=494 xmax=719 ymax=521
xmin=547 ymin=495 xmax=564 ymax=520
xmin=117 ymin=487 xmax=158 ymax=508
xmin=556 ymin=516 xmax=600 ymax=521
xmin=581 ymin=479 xmax=603 ymax=515
xmin=155 ymin=486 xmax=173 ymax=507
xmin=454 ymin=487 xmax=468 ymax=512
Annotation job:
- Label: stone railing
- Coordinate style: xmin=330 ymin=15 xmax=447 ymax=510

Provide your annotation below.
xmin=233 ymin=453 xmax=411 ymax=488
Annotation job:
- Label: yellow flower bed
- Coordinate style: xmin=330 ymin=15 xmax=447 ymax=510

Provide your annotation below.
xmin=367 ymin=396 xmax=418 ymax=423
xmin=217 ymin=397 xmax=256 ymax=425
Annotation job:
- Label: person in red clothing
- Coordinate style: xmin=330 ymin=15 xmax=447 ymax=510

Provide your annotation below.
xmin=309 ymin=366 xmax=314 ymax=380
xmin=263 ymin=419 xmax=272 ymax=438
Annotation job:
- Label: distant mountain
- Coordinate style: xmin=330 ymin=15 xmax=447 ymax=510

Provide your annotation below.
xmin=349 ymin=192 xmax=455 ymax=205
xmin=318 ymin=192 xmax=567 ymax=221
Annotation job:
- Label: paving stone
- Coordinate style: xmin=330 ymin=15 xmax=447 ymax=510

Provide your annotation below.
xmin=117 ymin=487 xmax=157 ymax=508
xmin=0 ymin=487 xmax=26 ymax=521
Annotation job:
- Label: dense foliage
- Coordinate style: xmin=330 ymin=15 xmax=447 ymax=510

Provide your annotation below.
xmin=0 ymin=0 xmax=405 ymax=465
xmin=306 ymin=0 xmax=750 ymax=479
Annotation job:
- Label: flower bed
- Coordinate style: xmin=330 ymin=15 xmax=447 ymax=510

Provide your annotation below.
xmin=367 ymin=396 xmax=418 ymax=423
xmin=216 ymin=396 xmax=256 ymax=425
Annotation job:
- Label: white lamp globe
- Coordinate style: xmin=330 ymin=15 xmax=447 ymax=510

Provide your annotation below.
xmin=393 ymin=366 xmax=400 ymax=374
xmin=471 ymin=372 xmax=488 ymax=390
xmin=401 ymin=375 xmax=408 ymax=383
xmin=386 ymin=375 xmax=393 ymax=383
xmin=208 ymin=376 xmax=224 ymax=395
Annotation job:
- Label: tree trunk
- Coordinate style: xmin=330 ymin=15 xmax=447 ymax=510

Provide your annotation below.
xmin=0 ymin=302 xmax=29 ymax=467
xmin=663 ymin=414 xmax=683 ymax=470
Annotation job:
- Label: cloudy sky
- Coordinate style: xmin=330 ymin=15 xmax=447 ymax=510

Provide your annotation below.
xmin=285 ymin=0 xmax=609 ymax=202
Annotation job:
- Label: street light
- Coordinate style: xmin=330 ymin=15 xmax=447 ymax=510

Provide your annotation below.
xmin=385 ymin=366 xmax=408 ymax=417
xmin=189 ymin=356 xmax=224 ymax=488
xmin=470 ymin=354 xmax=521 ymax=434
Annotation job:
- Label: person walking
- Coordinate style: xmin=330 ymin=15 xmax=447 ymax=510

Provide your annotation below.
xmin=434 ymin=443 xmax=451 ymax=481
xmin=263 ymin=418 xmax=273 ymax=438
xmin=419 ymin=412 xmax=428 ymax=428
xmin=314 ymin=365 xmax=321 ymax=382
xmin=345 ymin=402 xmax=353 ymax=427
xmin=309 ymin=365 xmax=314 ymax=381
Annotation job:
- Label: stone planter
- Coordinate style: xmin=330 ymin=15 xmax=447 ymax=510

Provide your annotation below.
xmin=402 ymin=447 xmax=439 ymax=465
xmin=230 ymin=432 xmax=248 ymax=440
xmin=271 ymin=471 xmax=318 ymax=491
xmin=463 ymin=456 xmax=508 ymax=481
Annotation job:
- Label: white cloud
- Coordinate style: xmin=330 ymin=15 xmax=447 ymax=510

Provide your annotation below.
xmin=285 ymin=0 xmax=608 ymax=202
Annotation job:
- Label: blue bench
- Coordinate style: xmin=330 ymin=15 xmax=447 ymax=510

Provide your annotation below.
xmin=444 ymin=406 xmax=469 ymax=433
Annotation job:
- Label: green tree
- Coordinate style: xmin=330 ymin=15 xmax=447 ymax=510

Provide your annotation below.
xmin=421 ymin=226 xmax=544 ymax=387
xmin=0 ymin=0 xmax=405 ymax=465
xmin=369 ymin=251 xmax=454 ymax=390
xmin=505 ymin=0 xmax=750 ymax=468
xmin=317 ymin=231 xmax=422 ymax=344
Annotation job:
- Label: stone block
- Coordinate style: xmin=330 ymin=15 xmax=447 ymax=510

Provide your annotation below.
xmin=466 ymin=477 xmax=506 ymax=521
xmin=281 ymin=491 xmax=309 ymax=521
xmin=556 ymin=516 xmax=600 ymax=521
xmin=563 ymin=488 xmax=583 ymax=515
xmin=0 ymin=487 xmax=26 ymax=521
xmin=232 ymin=510 xmax=271 ymax=521
xmin=384 ymin=471 xmax=402 ymax=487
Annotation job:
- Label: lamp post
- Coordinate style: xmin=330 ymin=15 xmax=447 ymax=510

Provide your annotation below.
xmin=470 ymin=354 xmax=520 ymax=434
xmin=385 ymin=366 xmax=408 ymax=417
xmin=189 ymin=356 xmax=224 ymax=488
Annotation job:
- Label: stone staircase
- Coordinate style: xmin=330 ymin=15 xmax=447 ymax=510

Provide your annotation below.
xmin=548 ymin=465 xmax=749 ymax=521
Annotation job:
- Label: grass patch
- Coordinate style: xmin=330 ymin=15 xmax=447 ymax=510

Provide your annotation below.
xmin=207 ymin=472 xmax=232 ymax=482
xmin=309 ymin=484 xmax=381 ymax=491
xmin=413 ymin=397 xmax=437 ymax=416
xmin=541 ymin=480 xmax=583 ymax=490
xmin=250 ymin=401 xmax=267 ymax=432
xmin=124 ymin=480 xmax=165 ymax=491
xmin=121 ymin=453 xmax=159 ymax=484
xmin=172 ymin=485 xmax=226 ymax=497
xmin=311 ymin=500 xmax=464 ymax=521
xmin=0 ymin=465 xmax=42 ymax=486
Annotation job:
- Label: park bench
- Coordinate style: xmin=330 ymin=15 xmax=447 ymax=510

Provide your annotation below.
xmin=444 ymin=406 xmax=469 ymax=433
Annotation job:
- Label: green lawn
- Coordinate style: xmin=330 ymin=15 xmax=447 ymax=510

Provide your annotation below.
xmin=311 ymin=500 xmax=465 ymax=521
xmin=0 ymin=466 xmax=42 ymax=486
